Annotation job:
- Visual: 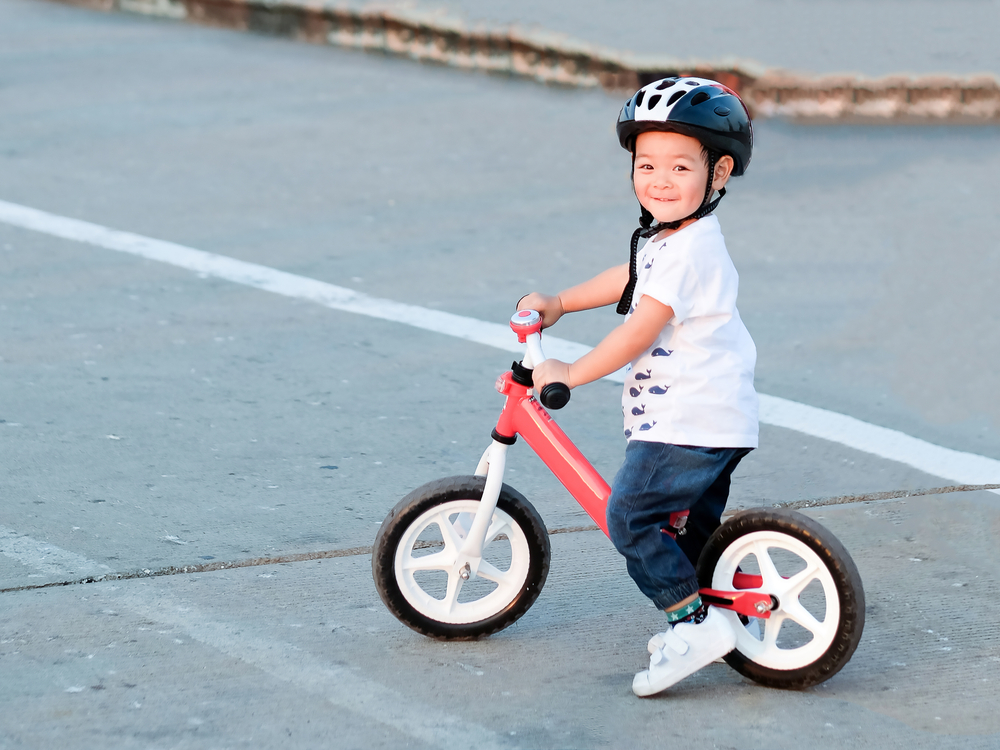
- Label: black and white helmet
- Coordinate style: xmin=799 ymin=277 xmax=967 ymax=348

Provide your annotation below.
xmin=616 ymin=76 xmax=753 ymax=176
xmin=613 ymin=77 xmax=754 ymax=316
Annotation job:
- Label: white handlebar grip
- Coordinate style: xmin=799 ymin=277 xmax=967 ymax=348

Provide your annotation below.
xmin=525 ymin=333 xmax=546 ymax=368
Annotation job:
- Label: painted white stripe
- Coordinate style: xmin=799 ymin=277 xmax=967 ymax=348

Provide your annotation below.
xmin=0 ymin=525 xmax=110 ymax=577
xmin=1 ymin=197 xmax=998 ymax=491
xmin=117 ymin=586 xmax=507 ymax=749
xmin=0 ymin=524 xmax=504 ymax=749
xmin=759 ymin=395 xmax=1000 ymax=490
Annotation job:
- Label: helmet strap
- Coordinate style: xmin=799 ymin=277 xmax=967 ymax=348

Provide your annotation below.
xmin=618 ymin=150 xmax=726 ymax=316
xmin=616 ymin=226 xmax=646 ymax=315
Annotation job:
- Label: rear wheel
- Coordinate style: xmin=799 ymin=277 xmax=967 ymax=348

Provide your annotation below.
xmin=697 ymin=509 xmax=865 ymax=689
xmin=372 ymin=476 xmax=550 ymax=640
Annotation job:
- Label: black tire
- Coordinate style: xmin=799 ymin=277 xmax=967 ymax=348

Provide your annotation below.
xmin=696 ymin=508 xmax=865 ymax=689
xmin=372 ymin=475 xmax=550 ymax=640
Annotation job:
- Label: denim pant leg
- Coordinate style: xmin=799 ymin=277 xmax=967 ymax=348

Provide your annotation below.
xmin=676 ymin=449 xmax=752 ymax=570
xmin=606 ymin=442 xmax=750 ymax=610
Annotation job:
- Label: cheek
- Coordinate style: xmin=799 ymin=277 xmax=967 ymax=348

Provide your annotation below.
xmin=682 ymin=173 xmax=707 ymax=196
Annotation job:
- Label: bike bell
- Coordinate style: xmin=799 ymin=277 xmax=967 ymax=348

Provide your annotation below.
xmin=509 ymin=309 xmax=543 ymax=343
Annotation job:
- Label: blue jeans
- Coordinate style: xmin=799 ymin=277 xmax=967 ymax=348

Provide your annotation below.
xmin=606 ymin=442 xmax=751 ymax=610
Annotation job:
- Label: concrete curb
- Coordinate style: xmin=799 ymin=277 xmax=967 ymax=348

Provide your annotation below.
xmin=60 ymin=0 xmax=1000 ymax=122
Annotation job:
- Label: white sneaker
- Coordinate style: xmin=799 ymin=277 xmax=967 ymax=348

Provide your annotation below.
xmin=650 ymin=616 xmax=759 ymax=662
xmin=647 ymin=614 xmax=757 ymax=649
xmin=633 ymin=607 xmax=737 ymax=697
xmin=715 ymin=616 xmax=759 ymax=662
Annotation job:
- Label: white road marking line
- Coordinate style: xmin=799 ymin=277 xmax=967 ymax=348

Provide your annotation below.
xmin=1 ymin=197 xmax=998 ymax=492
xmin=760 ymin=397 xmax=1000 ymax=490
xmin=115 ymin=585 xmax=507 ymax=750
xmin=0 ymin=525 xmax=110 ymax=577
xmin=0 ymin=528 xmax=505 ymax=748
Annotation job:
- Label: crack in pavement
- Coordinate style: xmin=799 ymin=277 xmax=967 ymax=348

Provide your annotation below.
xmin=3 ymin=483 xmax=997 ymax=596
xmin=766 ymin=482 xmax=1000 ymax=511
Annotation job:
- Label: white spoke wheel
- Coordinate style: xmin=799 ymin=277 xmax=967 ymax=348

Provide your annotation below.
xmin=697 ymin=509 xmax=865 ymax=689
xmin=373 ymin=476 xmax=550 ymax=639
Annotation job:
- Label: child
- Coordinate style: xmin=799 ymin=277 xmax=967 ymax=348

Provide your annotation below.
xmin=518 ymin=77 xmax=758 ymax=697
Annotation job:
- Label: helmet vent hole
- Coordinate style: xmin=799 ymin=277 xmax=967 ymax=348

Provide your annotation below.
xmin=655 ymin=78 xmax=677 ymax=90
xmin=647 ymin=94 xmax=662 ymax=109
xmin=685 ymin=79 xmax=699 ymax=86
xmin=635 ymin=90 xmax=646 ymax=107
xmin=667 ymin=90 xmax=686 ymax=106
xmin=691 ymin=91 xmax=711 ymax=105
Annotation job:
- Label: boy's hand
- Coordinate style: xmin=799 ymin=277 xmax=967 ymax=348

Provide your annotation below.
xmin=531 ymin=358 xmax=572 ymax=394
xmin=516 ymin=292 xmax=564 ymax=328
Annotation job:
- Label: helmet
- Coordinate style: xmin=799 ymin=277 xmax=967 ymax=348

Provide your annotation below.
xmin=616 ymin=77 xmax=753 ymax=176
xmin=613 ymin=77 xmax=753 ymax=316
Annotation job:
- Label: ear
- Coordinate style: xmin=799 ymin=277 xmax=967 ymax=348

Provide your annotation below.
xmin=712 ymin=155 xmax=734 ymax=191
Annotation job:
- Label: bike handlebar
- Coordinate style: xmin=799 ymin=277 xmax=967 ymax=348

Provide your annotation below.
xmin=514 ymin=313 xmax=571 ymax=410
xmin=539 ymin=382 xmax=571 ymax=410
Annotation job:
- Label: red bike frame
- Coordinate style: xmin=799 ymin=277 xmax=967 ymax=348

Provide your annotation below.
xmin=494 ymin=312 xmax=772 ymax=620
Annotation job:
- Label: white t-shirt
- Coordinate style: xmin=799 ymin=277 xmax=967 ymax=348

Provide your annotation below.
xmin=621 ymin=215 xmax=759 ymax=448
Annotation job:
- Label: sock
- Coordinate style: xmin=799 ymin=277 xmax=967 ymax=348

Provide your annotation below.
xmin=664 ymin=595 xmax=708 ymax=625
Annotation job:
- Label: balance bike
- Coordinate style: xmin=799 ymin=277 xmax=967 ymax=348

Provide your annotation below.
xmin=373 ymin=311 xmax=865 ymax=689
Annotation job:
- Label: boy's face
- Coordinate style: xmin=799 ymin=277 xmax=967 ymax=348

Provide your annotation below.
xmin=632 ymin=131 xmax=729 ymax=225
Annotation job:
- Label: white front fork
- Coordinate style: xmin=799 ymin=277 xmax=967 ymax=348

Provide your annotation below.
xmin=474 ymin=444 xmax=493 ymax=477
xmin=463 ymin=332 xmax=539 ymax=571
xmin=459 ymin=439 xmax=509 ymax=568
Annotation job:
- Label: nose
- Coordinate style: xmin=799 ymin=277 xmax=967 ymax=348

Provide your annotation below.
xmin=652 ymin=170 xmax=672 ymax=189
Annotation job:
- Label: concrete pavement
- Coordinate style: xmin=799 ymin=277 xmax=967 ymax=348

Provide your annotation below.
xmin=3 ymin=494 xmax=999 ymax=748
xmin=1 ymin=1 xmax=998 ymax=747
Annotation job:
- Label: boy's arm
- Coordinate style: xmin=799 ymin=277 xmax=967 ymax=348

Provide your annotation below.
xmin=560 ymin=264 xmax=630 ymax=313
xmin=532 ymin=295 xmax=674 ymax=392
xmin=517 ymin=264 xmax=628 ymax=328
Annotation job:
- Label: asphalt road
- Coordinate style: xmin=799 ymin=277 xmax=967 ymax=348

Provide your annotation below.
xmin=1 ymin=1 xmax=998 ymax=748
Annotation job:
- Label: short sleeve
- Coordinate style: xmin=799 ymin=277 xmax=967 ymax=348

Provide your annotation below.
xmin=637 ymin=226 xmax=738 ymax=325
xmin=639 ymin=247 xmax=700 ymax=324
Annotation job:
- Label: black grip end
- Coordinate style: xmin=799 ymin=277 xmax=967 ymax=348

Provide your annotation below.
xmin=539 ymin=383 xmax=571 ymax=410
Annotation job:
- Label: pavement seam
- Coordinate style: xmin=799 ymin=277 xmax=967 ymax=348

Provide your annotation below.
xmin=4 ymin=483 xmax=997 ymax=596
xmin=56 ymin=0 xmax=1000 ymax=122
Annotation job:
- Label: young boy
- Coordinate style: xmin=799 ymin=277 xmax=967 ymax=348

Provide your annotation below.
xmin=518 ymin=77 xmax=758 ymax=697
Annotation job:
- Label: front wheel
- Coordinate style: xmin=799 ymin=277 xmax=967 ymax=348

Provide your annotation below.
xmin=697 ymin=509 xmax=865 ymax=689
xmin=372 ymin=476 xmax=550 ymax=640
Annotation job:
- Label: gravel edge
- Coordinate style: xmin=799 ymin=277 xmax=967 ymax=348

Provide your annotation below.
xmin=55 ymin=0 xmax=1000 ymax=122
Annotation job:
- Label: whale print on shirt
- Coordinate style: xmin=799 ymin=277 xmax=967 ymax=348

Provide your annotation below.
xmin=631 ymin=404 xmax=646 ymax=416
xmin=629 ymin=385 xmax=644 ymax=398
xmin=634 ymin=369 xmax=652 ymax=381
xmin=651 ymin=348 xmax=674 ymax=357
xmin=648 ymin=385 xmax=670 ymax=395
xmin=639 ymin=421 xmax=657 ymax=431
xmin=624 ymin=428 xmax=633 ymax=439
